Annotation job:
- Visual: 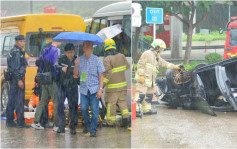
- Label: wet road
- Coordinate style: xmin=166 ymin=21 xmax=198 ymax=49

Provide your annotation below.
xmin=132 ymin=104 xmax=237 ymax=148
xmin=1 ymin=121 xmax=131 ymax=148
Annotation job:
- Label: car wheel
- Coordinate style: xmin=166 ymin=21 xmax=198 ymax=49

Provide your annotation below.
xmin=1 ymin=81 xmax=9 ymax=110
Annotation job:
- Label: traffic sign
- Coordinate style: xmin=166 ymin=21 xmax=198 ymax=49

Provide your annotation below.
xmin=146 ymin=8 xmax=163 ymax=24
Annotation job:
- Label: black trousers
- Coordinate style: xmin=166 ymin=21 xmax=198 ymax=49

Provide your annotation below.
xmin=57 ymin=84 xmax=78 ymax=128
xmin=6 ymin=80 xmax=25 ymax=125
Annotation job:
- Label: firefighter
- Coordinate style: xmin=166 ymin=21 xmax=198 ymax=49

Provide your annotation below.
xmin=103 ymin=39 xmax=130 ymax=127
xmin=135 ymin=39 xmax=180 ymax=116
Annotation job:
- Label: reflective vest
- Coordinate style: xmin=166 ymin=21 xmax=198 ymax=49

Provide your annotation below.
xmin=103 ymin=53 xmax=130 ymax=92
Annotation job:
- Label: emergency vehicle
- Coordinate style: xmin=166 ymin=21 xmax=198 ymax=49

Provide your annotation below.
xmin=220 ymin=16 xmax=237 ymax=59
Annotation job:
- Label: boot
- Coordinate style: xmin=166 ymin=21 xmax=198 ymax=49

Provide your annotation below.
xmin=143 ymin=110 xmax=157 ymax=115
xmin=121 ymin=118 xmax=128 ymax=127
xmin=6 ymin=121 xmax=17 ymax=127
xmin=17 ymin=123 xmax=31 ymax=128
xmin=57 ymin=127 xmax=65 ymax=133
xmin=70 ymin=126 xmax=76 ymax=135
xmin=121 ymin=118 xmax=131 ymax=127
xmin=136 ymin=111 xmax=142 ymax=118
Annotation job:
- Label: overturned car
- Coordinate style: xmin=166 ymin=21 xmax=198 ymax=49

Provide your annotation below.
xmin=156 ymin=56 xmax=237 ymax=116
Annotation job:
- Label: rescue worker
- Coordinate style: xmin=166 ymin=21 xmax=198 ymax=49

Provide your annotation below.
xmin=6 ymin=35 xmax=30 ymax=128
xmin=135 ymin=39 xmax=180 ymax=116
xmin=103 ymin=39 xmax=130 ymax=127
xmin=55 ymin=43 xmax=79 ymax=134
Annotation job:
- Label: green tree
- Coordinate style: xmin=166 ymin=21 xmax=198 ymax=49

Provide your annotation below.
xmin=169 ymin=1 xmax=215 ymax=64
xmin=133 ymin=1 xmax=215 ymax=64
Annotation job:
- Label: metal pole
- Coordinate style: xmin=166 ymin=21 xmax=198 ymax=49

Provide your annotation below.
xmin=141 ymin=27 xmax=143 ymax=51
xmin=229 ymin=2 xmax=230 ymax=22
xmin=30 ymin=0 xmax=33 ymax=14
xmin=153 ymin=24 xmax=156 ymax=39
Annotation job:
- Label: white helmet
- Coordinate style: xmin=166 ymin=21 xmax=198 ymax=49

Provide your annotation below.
xmin=151 ymin=39 xmax=166 ymax=51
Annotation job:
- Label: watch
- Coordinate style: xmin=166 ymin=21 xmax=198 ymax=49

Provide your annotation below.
xmin=100 ymin=88 xmax=103 ymax=91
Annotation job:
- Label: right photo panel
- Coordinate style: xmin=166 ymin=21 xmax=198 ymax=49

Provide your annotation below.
xmin=131 ymin=0 xmax=237 ymax=148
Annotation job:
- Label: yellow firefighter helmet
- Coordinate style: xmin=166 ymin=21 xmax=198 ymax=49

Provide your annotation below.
xmin=104 ymin=39 xmax=117 ymax=51
xmin=151 ymin=39 xmax=166 ymax=51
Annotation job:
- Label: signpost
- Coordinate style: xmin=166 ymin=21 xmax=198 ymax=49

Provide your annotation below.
xmin=146 ymin=8 xmax=163 ymax=39
xmin=132 ymin=3 xmax=142 ymax=27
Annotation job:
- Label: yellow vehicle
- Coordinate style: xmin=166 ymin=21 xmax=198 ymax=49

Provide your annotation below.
xmin=0 ymin=14 xmax=86 ymax=110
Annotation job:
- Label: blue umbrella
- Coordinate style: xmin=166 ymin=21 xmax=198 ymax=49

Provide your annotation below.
xmin=53 ymin=31 xmax=105 ymax=45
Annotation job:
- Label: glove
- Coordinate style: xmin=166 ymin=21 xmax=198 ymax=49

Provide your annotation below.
xmin=29 ymin=104 xmax=34 ymax=112
xmin=173 ymin=64 xmax=181 ymax=70
xmin=138 ymin=75 xmax=145 ymax=84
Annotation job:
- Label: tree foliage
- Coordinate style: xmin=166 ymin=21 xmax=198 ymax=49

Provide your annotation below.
xmin=133 ymin=1 xmax=215 ymax=64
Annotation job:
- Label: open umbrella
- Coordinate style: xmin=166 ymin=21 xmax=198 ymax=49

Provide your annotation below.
xmin=96 ymin=24 xmax=122 ymax=40
xmin=53 ymin=31 xmax=104 ymax=45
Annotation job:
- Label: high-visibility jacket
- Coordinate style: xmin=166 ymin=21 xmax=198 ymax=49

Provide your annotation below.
xmin=103 ymin=53 xmax=130 ymax=92
xmin=135 ymin=50 xmax=175 ymax=88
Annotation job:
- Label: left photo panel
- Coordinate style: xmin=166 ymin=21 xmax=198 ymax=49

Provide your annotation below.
xmin=0 ymin=1 xmax=131 ymax=148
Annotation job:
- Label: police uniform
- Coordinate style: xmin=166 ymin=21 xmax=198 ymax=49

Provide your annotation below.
xmin=6 ymin=35 xmax=28 ymax=127
xmin=103 ymin=39 xmax=130 ymax=127
xmin=55 ymin=45 xmax=79 ymax=134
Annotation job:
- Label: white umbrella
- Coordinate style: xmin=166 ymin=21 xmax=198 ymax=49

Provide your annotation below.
xmin=96 ymin=24 xmax=122 ymax=40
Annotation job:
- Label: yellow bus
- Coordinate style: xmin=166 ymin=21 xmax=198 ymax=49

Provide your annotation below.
xmin=0 ymin=14 xmax=86 ymax=109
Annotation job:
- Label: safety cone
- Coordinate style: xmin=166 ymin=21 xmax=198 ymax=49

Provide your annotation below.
xmin=132 ymin=102 xmax=136 ymax=120
xmin=204 ymin=43 xmax=207 ymax=53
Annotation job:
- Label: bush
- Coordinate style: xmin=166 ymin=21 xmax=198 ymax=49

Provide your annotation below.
xmin=181 ymin=61 xmax=205 ymax=71
xmin=182 ymin=31 xmax=227 ymax=42
xmin=205 ymin=53 xmax=223 ymax=64
xmin=142 ymin=35 xmax=153 ymax=45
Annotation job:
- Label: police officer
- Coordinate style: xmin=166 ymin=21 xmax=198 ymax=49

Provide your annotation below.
xmin=55 ymin=43 xmax=79 ymax=134
xmin=103 ymin=39 xmax=130 ymax=127
xmin=6 ymin=35 xmax=30 ymax=128
xmin=135 ymin=39 xmax=180 ymax=117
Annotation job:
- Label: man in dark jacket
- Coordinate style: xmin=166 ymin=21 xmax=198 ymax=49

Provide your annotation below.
xmin=6 ymin=35 xmax=30 ymax=128
xmin=31 ymin=41 xmax=61 ymax=130
xmin=55 ymin=43 xmax=79 ymax=134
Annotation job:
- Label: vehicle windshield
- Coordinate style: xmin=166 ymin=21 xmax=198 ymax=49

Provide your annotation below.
xmin=26 ymin=32 xmax=61 ymax=57
xmin=230 ymin=28 xmax=237 ymax=46
xmin=90 ymin=15 xmax=131 ymax=57
xmin=1 ymin=33 xmax=15 ymax=56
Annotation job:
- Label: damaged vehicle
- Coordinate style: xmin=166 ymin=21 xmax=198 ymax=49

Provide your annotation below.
xmin=156 ymin=56 xmax=237 ymax=116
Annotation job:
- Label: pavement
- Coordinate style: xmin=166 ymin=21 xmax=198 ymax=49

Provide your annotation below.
xmin=1 ymin=121 xmax=131 ymax=148
xmin=132 ymin=104 xmax=237 ymax=148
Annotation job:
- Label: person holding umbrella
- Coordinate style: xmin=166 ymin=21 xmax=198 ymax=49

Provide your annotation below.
xmin=73 ymin=41 xmax=105 ymax=137
xmin=54 ymin=31 xmax=105 ymax=137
